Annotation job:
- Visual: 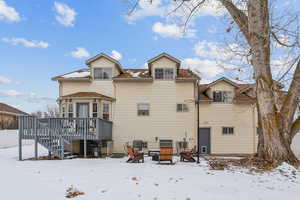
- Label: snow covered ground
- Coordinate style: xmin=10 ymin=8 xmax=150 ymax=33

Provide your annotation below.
xmin=0 ymin=144 xmax=299 ymax=200
xmin=0 ymin=130 xmax=300 ymax=199
xmin=0 ymin=130 xmax=32 ymax=149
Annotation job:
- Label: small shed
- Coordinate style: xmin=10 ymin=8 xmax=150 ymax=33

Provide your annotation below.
xmin=0 ymin=103 xmax=28 ymax=130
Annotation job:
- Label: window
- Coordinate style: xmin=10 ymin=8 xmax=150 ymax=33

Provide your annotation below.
xmin=137 ymin=103 xmax=150 ymax=116
xmin=154 ymin=68 xmax=174 ymax=80
xmin=155 ymin=68 xmax=164 ymax=79
xmin=92 ymin=103 xmax=98 ymax=118
xmin=177 ymin=104 xmax=189 ymax=112
xmin=164 ymin=68 xmax=174 ymax=79
xmin=61 ymin=104 xmax=66 ymax=117
xmin=103 ymin=103 xmax=109 ymax=120
xmin=213 ymin=91 xmax=233 ymax=103
xmin=94 ymin=68 xmax=112 ymax=80
xmin=68 ymin=103 xmax=73 ymax=118
xmin=222 ymin=127 xmax=234 ymax=135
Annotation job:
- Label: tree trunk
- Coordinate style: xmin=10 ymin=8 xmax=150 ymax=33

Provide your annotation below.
xmin=248 ymin=0 xmax=299 ymax=166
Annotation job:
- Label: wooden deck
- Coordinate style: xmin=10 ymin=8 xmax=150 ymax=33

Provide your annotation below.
xmin=18 ymin=116 xmax=112 ymax=160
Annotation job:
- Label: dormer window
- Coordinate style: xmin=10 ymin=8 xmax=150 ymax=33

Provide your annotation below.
xmin=94 ymin=68 xmax=112 ymax=80
xmin=213 ymin=91 xmax=233 ymax=103
xmin=154 ymin=68 xmax=174 ymax=80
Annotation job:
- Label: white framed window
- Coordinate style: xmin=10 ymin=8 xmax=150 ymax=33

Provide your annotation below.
xmin=68 ymin=103 xmax=73 ymax=118
xmin=61 ymin=104 xmax=66 ymax=117
xmin=177 ymin=104 xmax=189 ymax=112
xmin=154 ymin=68 xmax=174 ymax=80
xmin=222 ymin=127 xmax=234 ymax=135
xmin=154 ymin=68 xmax=164 ymax=79
xmin=213 ymin=91 xmax=233 ymax=103
xmin=137 ymin=103 xmax=150 ymax=116
xmin=94 ymin=68 xmax=112 ymax=80
xmin=103 ymin=103 xmax=110 ymax=120
xmin=92 ymin=103 xmax=98 ymax=118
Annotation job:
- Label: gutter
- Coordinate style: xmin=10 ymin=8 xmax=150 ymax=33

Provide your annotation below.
xmin=0 ymin=111 xmax=27 ymax=116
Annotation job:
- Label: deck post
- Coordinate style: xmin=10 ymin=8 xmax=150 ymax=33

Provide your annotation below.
xmin=18 ymin=116 xmax=22 ymax=161
xmin=84 ymin=118 xmax=87 ymax=158
xmin=83 ymin=118 xmax=87 ymax=158
xmin=60 ymin=136 xmax=64 ymax=160
xmin=96 ymin=118 xmax=100 ymax=140
xmin=34 ymin=117 xmax=38 ymax=160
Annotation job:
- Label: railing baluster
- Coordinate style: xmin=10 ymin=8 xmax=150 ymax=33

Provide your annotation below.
xmin=18 ymin=116 xmax=112 ymax=160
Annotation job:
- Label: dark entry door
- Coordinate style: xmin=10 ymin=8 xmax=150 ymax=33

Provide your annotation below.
xmin=198 ymin=128 xmax=211 ymax=154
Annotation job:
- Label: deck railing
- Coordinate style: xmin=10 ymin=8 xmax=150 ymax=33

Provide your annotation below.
xmin=18 ymin=116 xmax=113 ymax=160
xmin=19 ymin=116 xmax=113 ymax=141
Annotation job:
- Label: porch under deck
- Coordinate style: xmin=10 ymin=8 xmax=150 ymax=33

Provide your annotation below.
xmin=18 ymin=116 xmax=113 ymax=160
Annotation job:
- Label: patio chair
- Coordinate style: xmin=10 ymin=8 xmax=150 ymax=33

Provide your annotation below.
xmin=180 ymin=146 xmax=196 ymax=162
xmin=159 ymin=147 xmax=173 ymax=164
xmin=126 ymin=146 xmax=144 ymax=163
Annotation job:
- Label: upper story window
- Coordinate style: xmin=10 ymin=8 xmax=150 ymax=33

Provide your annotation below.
xmin=94 ymin=68 xmax=112 ymax=80
xmin=154 ymin=68 xmax=174 ymax=80
xmin=213 ymin=91 xmax=233 ymax=103
xmin=137 ymin=103 xmax=150 ymax=116
xmin=177 ymin=104 xmax=189 ymax=112
xmin=222 ymin=127 xmax=234 ymax=135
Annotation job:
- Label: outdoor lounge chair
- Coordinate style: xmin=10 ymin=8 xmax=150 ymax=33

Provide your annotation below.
xmin=159 ymin=147 xmax=173 ymax=164
xmin=126 ymin=146 xmax=144 ymax=163
xmin=180 ymin=146 xmax=196 ymax=162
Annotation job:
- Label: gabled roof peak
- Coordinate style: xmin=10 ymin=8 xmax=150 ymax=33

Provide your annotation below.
xmin=206 ymin=77 xmax=242 ymax=88
xmin=85 ymin=53 xmax=123 ymax=72
xmin=147 ymin=52 xmax=181 ymax=65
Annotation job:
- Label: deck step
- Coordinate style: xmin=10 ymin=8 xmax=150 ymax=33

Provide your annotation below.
xmin=64 ymin=155 xmax=77 ymax=159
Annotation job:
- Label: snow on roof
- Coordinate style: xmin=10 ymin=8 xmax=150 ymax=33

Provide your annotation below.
xmin=62 ymin=70 xmax=90 ymax=78
xmin=129 ymin=71 xmax=142 ymax=78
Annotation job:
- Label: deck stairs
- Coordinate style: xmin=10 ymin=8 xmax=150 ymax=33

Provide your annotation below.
xmin=18 ymin=116 xmax=113 ymax=160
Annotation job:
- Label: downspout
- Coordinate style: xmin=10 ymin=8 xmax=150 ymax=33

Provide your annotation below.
xmin=196 ymin=79 xmax=200 ymax=163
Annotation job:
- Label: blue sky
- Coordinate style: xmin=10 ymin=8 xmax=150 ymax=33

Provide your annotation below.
xmin=0 ymin=0 xmax=298 ymax=113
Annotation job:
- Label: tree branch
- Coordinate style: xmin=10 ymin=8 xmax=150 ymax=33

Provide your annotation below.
xmin=281 ymin=57 xmax=300 ymax=129
xmin=127 ymin=0 xmax=140 ymax=15
xmin=219 ymin=0 xmax=251 ymax=44
xmin=271 ymin=31 xmax=298 ymax=48
xmin=183 ymin=0 xmax=206 ymax=29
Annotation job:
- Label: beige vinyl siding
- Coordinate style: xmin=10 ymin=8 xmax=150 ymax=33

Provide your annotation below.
xmin=90 ymin=57 xmax=120 ymax=78
xmin=206 ymin=81 xmax=235 ymax=99
xmin=113 ymin=81 xmax=197 ymax=153
xmin=151 ymin=57 xmax=177 ymax=79
xmin=60 ymin=58 xmax=119 ymax=98
xmin=60 ymin=81 xmax=115 ymax=98
xmin=200 ymin=81 xmax=257 ymax=154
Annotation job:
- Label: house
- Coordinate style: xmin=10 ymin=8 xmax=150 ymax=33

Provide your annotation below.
xmin=49 ymin=52 xmax=259 ymax=157
xmin=50 ymin=53 xmax=199 ymax=156
xmin=0 ymin=103 xmax=28 ymax=130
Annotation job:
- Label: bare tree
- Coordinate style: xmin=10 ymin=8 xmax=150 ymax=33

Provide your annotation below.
xmin=31 ymin=105 xmax=60 ymax=118
xmin=127 ymin=0 xmax=300 ymax=166
xmin=46 ymin=105 xmax=60 ymax=117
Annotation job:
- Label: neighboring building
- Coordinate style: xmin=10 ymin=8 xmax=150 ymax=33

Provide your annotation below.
xmin=0 ymin=103 xmax=28 ymax=130
xmin=51 ymin=52 xmax=258 ymax=156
